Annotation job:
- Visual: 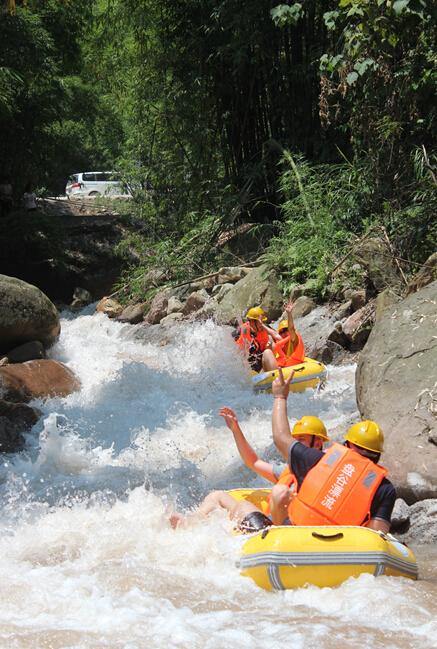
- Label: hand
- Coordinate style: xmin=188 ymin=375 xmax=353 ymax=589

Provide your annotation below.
xmin=284 ymin=299 xmax=295 ymax=314
xmin=219 ymin=406 xmax=240 ymax=434
xmin=272 ymin=367 xmax=294 ymax=400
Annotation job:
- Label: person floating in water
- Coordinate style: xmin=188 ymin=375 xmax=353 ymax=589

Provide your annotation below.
xmin=169 ymin=399 xmax=329 ymax=531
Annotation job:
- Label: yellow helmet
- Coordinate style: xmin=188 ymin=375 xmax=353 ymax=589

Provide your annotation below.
xmin=344 ymin=420 xmax=384 ymax=453
xmin=292 ymin=416 xmax=329 ymax=441
xmin=246 ymin=306 xmax=267 ymax=321
xmin=278 ymin=319 xmax=289 ymax=333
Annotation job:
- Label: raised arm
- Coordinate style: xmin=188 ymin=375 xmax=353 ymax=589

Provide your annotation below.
xmin=219 ymin=407 xmax=277 ymax=483
xmin=284 ymin=300 xmax=298 ymax=354
xmin=271 ymin=369 xmax=294 ymax=460
xmin=260 ymin=320 xmax=282 ymax=343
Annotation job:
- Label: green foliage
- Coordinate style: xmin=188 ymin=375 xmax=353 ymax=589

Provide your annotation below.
xmin=266 ymin=155 xmax=355 ymax=297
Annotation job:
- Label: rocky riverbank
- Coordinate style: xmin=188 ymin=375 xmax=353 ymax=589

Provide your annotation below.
xmin=0 ymin=275 xmax=81 ymax=451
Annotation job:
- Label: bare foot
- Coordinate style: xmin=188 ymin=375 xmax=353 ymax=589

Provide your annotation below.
xmin=169 ymin=512 xmax=186 ymax=529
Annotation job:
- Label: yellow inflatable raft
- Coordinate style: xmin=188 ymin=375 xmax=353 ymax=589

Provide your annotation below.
xmin=252 ymin=357 xmax=327 ymax=393
xmin=228 ymin=489 xmax=418 ymax=590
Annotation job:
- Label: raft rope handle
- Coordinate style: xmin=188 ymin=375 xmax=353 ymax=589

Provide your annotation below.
xmin=311 ymin=532 xmax=344 ymax=541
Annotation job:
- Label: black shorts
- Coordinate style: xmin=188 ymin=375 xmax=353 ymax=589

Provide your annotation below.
xmin=248 ymin=352 xmax=263 ymax=373
xmin=238 ymin=511 xmax=272 ymax=534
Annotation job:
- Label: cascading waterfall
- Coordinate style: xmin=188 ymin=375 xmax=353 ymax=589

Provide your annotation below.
xmin=0 ymin=311 xmax=436 ymax=649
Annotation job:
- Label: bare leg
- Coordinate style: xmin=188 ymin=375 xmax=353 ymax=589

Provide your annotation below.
xmin=169 ymin=490 xmax=262 ymax=529
xmin=269 ymin=484 xmax=292 ymax=525
xmin=262 ymin=349 xmax=279 ymax=372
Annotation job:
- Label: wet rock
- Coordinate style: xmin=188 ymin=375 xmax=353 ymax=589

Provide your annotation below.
xmin=144 ymin=288 xmax=172 ymax=325
xmin=160 ymin=312 xmax=184 ymax=326
xmin=70 ymin=287 xmax=93 ymax=310
xmin=406 ymin=252 xmax=437 ymax=296
xmin=0 ymin=274 xmax=60 ymax=355
xmin=0 ymin=400 xmax=41 ymax=453
xmin=6 ymin=341 xmax=45 ymax=364
xmin=292 ymin=296 xmax=316 ymax=319
xmin=390 ymin=498 xmax=411 ymax=531
xmin=341 ymin=302 xmax=375 ymax=351
xmin=167 ymin=296 xmax=184 ymax=315
xmin=116 ymin=303 xmax=146 ymax=324
xmin=398 ymin=499 xmax=437 ymax=545
xmin=356 ymin=280 xmax=437 ymax=500
xmin=192 ymin=301 xmax=219 ymax=321
xmin=0 ymin=359 xmax=81 ymax=402
xmin=96 ymin=297 xmax=123 ymax=318
xmin=182 ymin=289 xmax=209 ymax=316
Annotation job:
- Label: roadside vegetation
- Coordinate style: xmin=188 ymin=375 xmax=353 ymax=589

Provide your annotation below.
xmin=1 ymin=0 xmax=435 ymax=300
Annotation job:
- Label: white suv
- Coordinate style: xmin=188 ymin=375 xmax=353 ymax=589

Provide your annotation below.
xmin=65 ymin=171 xmax=130 ymax=198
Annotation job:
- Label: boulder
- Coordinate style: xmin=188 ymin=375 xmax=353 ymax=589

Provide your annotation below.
xmin=291 ymin=296 xmax=316 ymax=319
xmin=0 ymin=400 xmax=41 ymax=453
xmin=375 ymin=288 xmax=401 ymax=323
xmin=406 ymin=252 xmax=437 ymax=295
xmin=0 ymin=359 xmax=81 ymax=402
xmin=0 ymin=275 xmax=60 ymax=355
xmin=5 ymin=341 xmax=45 ymax=364
xmin=353 ymin=237 xmax=403 ymax=293
xmin=356 ymin=280 xmax=437 ymax=500
xmin=96 ymin=297 xmax=123 ymax=318
xmin=214 ymin=264 xmax=283 ymax=324
xmin=167 ymin=296 xmax=184 ymax=315
xmin=182 ymin=289 xmax=209 ymax=316
xmin=116 ymin=303 xmax=146 ymax=324
xmin=144 ymin=288 xmax=172 ymax=325
xmin=213 ymin=283 xmax=234 ymax=303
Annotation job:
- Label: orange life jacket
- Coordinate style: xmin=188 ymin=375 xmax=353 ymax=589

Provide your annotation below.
xmin=235 ymin=322 xmax=269 ymax=353
xmin=289 ymin=442 xmax=387 ymax=527
xmin=265 ymin=467 xmax=298 ymax=516
xmin=274 ymin=332 xmax=305 ymax=367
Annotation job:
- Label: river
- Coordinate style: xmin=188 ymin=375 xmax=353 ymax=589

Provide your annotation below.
xmin=0 ymin=311 xmax=436 ymax=648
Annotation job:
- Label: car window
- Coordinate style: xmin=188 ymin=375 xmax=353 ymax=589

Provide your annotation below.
xmin=82 ymin=173 xmax=96 ymax=181
xmin=68 ymin=174 xmax=79 ymax=183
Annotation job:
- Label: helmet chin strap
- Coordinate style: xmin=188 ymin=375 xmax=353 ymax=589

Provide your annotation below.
xmin=310 ymin=435 xmax=315 ymax=448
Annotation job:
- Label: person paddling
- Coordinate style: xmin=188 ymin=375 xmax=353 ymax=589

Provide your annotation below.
xmin=271 ymin=368 xmax=396 ymax=533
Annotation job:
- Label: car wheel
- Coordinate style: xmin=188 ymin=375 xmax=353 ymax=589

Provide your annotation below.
xmin=89 ymin=191 xmax=100 ymax=197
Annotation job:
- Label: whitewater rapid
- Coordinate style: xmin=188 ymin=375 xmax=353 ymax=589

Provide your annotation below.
xmin=0 ymin=312 xmax=436 ymax=649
